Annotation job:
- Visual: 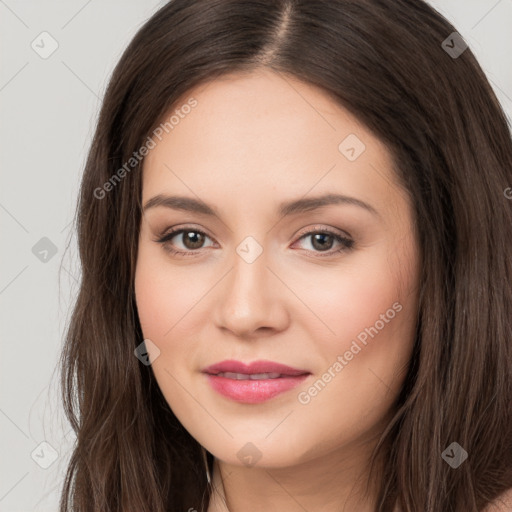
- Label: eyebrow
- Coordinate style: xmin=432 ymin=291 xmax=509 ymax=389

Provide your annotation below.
xmin=142 ymin=193 xmax=380 ymax=218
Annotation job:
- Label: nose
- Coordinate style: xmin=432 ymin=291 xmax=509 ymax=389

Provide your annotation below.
xmin=213 ymin=242 xmax=290 ymax=339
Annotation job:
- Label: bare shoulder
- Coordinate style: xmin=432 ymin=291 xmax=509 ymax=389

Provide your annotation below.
xmin=391 ymin=490 xmax=512 ymax=512
xmin=483 ymin=488 xmax=512 ymax=512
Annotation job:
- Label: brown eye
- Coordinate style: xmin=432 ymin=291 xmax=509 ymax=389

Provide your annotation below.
xmin=310 ymin=232 xmax=335 ymax=251
xmin=156 ymin=226 xmax=354 ymax=259
xmin=179 ymin=230 xmax=206 ymax=250
xmin=156 ymin=227 xmax=214 ymax=257
xmin=294 ymin=228 xmax=354 ymax=257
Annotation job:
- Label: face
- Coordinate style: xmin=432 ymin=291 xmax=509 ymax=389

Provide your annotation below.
xmin=135 ymin=68 xmax=420 ymax=469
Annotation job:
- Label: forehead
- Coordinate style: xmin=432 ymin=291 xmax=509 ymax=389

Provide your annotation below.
xmin=142 ymin=68 xmax=407 ymax=219
xmin=155 ymin=68 xmax=382 ymax=157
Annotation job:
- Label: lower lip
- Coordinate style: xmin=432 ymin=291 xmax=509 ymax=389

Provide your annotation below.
xmin=204 ymin=373 xmax=309 ymax=403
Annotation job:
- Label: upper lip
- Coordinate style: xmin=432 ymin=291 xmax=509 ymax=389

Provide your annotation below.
xmin=202 ymin=359 xmax=310 ymax=376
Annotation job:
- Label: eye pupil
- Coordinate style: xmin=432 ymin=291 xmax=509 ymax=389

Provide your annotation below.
xmin=183 ymin=231 xmax=205 ymax=249
xmin=311 ymin=233 xmax=333 ymax=251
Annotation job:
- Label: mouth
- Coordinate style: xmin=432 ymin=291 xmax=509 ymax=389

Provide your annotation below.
xmin=211 ymin=371 xmax=291 ymax=380
xmin=202 ymin=360 xmax=311 ymax=403
xmin=202 ymin=359 xmax=309 ymax=376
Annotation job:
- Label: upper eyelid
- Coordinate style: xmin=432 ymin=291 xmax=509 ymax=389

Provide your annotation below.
xmin=295 ymin=224 xmax=352 ymax=240
xmin=157 ymin=226 xmax=216 ymax=243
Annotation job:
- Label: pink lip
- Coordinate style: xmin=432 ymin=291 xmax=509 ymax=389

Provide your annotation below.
xmin=202 ymin=359 xmax=309 ymax=376
xmin=202 ymin=359 xmax=310 ymax=404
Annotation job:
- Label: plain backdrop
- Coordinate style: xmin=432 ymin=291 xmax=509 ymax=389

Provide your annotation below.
xmin=1 ymin=1 xmax=511 ymax=510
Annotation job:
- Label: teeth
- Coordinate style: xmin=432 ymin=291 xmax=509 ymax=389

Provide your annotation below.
xmin=216 ymin=372 xmax=282 ymax=380
xmin=249 ymin=372 xmax=281 ymax=380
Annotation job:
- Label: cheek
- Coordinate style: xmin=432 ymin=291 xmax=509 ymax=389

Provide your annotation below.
xmin=134 ymin=243 xmax=203 ymax=340
xmin=297 ymin=240 xmax=418 ymax=407
xmin=298 ymin=245 xmax=411 ymax=350
xmin=135 ymin=262 xmax=170 ymax=341
xmin=134 ymin=247 xmax=200 ymax=410
xmin=294 ymin=292 xmax=415 ymax=457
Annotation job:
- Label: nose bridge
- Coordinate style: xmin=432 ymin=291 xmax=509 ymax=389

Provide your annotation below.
xmin=214 ymin=234 xmax=288 ymax=336
xmin=227 ymin=235 xmax=271 ymax=309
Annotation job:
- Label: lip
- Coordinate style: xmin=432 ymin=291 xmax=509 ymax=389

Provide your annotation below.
xmin=202 ymin=359 xmax=309 ymax=376
xmin=202 ymin=359 xmax=311 ymax=404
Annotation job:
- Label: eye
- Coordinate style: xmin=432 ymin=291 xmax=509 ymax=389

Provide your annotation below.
xmin=293 ymin=226 xmax=354 ymax=257
xmin=156 ymin=227 xmax=215 ymax=257
xmin=155 ymin=225 xmax=355 ymax=258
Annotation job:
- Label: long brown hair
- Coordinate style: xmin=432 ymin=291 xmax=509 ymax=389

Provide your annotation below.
xmin=59 ymin=0 xmax=512 ymax=510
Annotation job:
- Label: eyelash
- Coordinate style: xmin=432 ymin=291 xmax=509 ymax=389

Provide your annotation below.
xmin=155 ymin=225 xmax=355 ymax=258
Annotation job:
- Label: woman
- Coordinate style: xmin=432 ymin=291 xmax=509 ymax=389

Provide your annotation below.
xmin=59 ymin=0 xmax=512 ymax=510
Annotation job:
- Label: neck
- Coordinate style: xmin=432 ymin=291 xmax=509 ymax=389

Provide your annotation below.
xmin=206 ymin=434 xmax=390 ymax=512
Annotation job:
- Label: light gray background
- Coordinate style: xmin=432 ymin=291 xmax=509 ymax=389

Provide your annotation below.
xmin=1 ymin=1 xmax=511 ymax=510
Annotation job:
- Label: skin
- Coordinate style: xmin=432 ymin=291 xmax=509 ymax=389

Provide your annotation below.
xmin=135 ymin=68 xmax=420 ymax=512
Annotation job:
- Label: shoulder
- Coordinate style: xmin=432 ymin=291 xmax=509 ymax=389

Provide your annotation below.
xmin=483 ymin=488 xmax=512 ymax=512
